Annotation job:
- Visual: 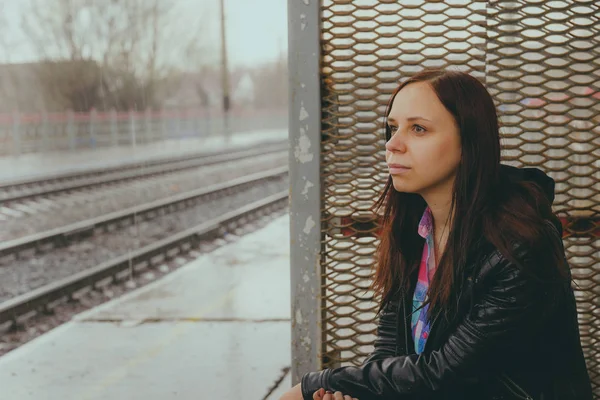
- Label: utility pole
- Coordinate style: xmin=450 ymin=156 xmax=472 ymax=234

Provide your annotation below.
xmin=220 ymin=0 xmax=231 ymax=143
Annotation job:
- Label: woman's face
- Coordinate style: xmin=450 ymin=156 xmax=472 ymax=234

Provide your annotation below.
xmin=385 ymin=81 xmax=462 ymax=197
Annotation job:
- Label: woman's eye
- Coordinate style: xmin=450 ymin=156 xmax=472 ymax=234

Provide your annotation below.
xmin=388 ymin=124 xmax=426 ymax=134
xmin=413 ymin=124 xmax=426 ymax=134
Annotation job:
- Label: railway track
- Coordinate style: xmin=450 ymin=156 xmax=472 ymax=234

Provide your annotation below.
xmin=0 ymin=140 xmax=286 ymax=204
xmin=0 ymin=148 xmax=288 ymax=241
xmin=0 ymin=168 xmax=289 ymax=329
xmin=0 ymin=166 xmax=288 ymax=259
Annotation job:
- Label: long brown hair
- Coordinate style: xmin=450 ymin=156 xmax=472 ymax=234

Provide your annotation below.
xmin=371 ymin=69 xmax=569 ymax=323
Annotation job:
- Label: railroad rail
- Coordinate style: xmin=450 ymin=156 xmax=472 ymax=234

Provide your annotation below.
xmin=0 ymin=167 xmax=288 ymax=260
xmin=0 ymin=140 xmax=286 ymax=203
xmin=0 ymin=187 xmax=288 ymax=327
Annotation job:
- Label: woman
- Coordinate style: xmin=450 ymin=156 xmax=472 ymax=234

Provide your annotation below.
xmin=281 ymin=69 xmax=593 ymax=400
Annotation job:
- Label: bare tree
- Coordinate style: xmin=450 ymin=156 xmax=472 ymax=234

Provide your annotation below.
xmin=19 ymin=0 xmax=199 ymax=111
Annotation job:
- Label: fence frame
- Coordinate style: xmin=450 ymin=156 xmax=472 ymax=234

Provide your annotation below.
xmin=288 ymin=0 xmax=324 ymax=385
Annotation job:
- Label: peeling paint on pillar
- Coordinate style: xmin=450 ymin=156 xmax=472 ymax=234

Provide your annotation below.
xmin=288 ymin=0 xmax=322 ymax=386
xmin=295 ymin=308 xmax=304 ymax=325
xmin=303 ymin=216 xmax=316 ymax=235
xmin=301 ymin=179 xmax=314 ymax=198
xmin=294 ymin=126 xmax=313 ymax=163
xmin=294 ymin=102 xmax=314 ymax=164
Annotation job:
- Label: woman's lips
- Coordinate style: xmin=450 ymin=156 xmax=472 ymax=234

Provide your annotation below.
xmin=388 ymin=164 xmax=411 ymax=174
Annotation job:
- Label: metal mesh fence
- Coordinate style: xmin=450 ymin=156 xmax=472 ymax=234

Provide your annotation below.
xmin=317 ymin=0 xmax=599 ymax=396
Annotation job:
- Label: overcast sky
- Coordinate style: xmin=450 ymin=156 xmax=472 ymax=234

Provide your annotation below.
xmin=0 ymin=0 xmax=288 ymax=68
xmin=219 ymin=0 xmax=288 ymax=66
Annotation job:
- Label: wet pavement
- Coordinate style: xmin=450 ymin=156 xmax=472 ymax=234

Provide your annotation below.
xmin=0 ymin=215 xmax=292 ymax=399
xmin=0 ymin=129 xmax=288 ymax=183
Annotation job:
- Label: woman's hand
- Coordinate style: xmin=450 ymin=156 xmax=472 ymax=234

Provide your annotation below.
xmin=279 ymin=384 xmax=358 ymax=400
xmin=312 ymin=388 xmax=358 ymax=400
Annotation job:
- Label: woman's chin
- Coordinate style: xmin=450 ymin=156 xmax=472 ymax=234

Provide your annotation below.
xmin=391 ymin=182 xmax=417 ymax=193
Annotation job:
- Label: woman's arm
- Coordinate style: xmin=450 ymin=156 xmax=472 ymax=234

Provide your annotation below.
xmin=301 ymin=255 xmax=559 ymax=400
xmin=362 ymin=298 xmax=401 ymax=365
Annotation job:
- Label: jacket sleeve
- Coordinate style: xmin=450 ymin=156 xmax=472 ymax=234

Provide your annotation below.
xmin=301 ymin=255 xmax=559 ymax=400
xmin=362 ymin=298 xmax=400 ymax=365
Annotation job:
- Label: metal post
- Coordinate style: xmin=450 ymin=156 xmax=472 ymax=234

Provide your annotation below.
xmin=288 ymin=0 xmax=323 ymax=385
xmin=220 ymin=0 xmax=231 ymax=143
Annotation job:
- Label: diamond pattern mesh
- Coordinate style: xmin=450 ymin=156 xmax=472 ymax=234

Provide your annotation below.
xmin=319 ymin=0 xmax=599 ymax=396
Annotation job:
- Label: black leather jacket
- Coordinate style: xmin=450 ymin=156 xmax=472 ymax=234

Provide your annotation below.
xmin=301 ymin=167 xmax=593 ymax=400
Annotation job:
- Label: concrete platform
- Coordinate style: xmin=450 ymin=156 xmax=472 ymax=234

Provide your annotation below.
xmin=0 ymin=128 xmax=288 ymax=183
xmin=0 ymin=215 xmax=292 ymax=399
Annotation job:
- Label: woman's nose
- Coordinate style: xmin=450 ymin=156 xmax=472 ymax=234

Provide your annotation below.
xmin=385 ymin=132 xmax=406 ymax=153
